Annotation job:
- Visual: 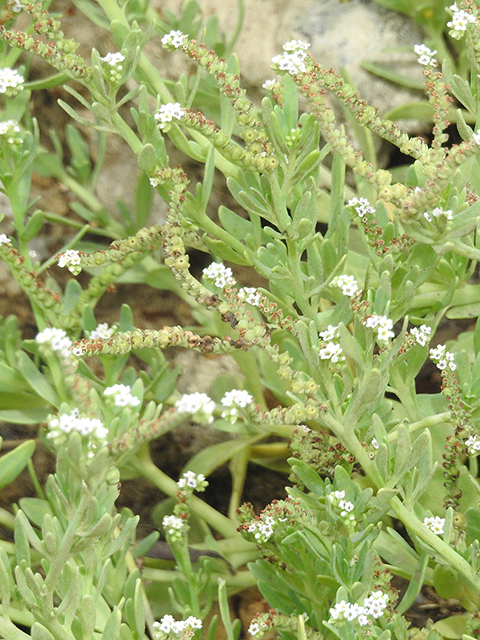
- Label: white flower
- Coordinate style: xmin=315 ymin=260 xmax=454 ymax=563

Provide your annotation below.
xmin=11 ymin=1 xmax=24 ymax=12
xmin=0 ymin=68 xmax=24 ymax=93
xmin=429 ymin=344 xmax=456 ymax=371
xmin=372 ymin=437 xmax=379 ymax=449
xmin=410 ymin=324 xmax=432 ymax=347
xmin=247 ymin=515 xmax=275 ymax=542
xmin=424 ymin=206 xmax=453 ymax=222
xmin=329 ymin=591 xmax=388 ymax=626
xmin=248 ymin=622 xmax=260 ymax=636
xmin=0 ymin=233 xmax=12 ymax=245
xmin=473 ymin=130 xmax=480 ymax=145
xmin=0 ymin=119 xmax=20 ymax=143
xmin=101 ymin=52 xmax=125 ymax=67
xmin=424 ymin=515 xmax=445 ymax=535
xmin=364 ymin=591 xmax=389 ymax=618
xmin=202 ymin=262 xmax=235 ymax=288
xmin=239 ymin=287 xmax=261 ymax=306
xmin=177 ymin=470 xmax=206 ymax=490
xmin=262 ymin=79 xmax=276 ymax=90
xmin=414 ymin=44 xmax=437 ymax=66
xmin=154 ymin=103 xmax=185 ymax=130
xmin=162 ymin=514 xmax=184 ymax=535
xmin=89 ymin=323 xmax=114 ymax=339
xmin=447 ymin=7 xmax=476 ymax=38
xmin=153 ymin=614 xmax=202 ymax=637
xmin=363 ymin=315 xmax=394 ymax=342
xmin=272 ymin=40 xmax=310 ymax=75
xmin=465 ymin=434 xmax=480 ymax=455
xmin=161 ymin=30 xmax=187 ymax=49
xmin=58 ymin=249 xmax=82 ymax=274
xmin=332 ymin=274 xmax=359 ymax=297
xmin=36 ymin=328 xmax=73 ymax=359
xmin=103 ymin=384 xmax=140 ymax=407
xmin=319 ymin=341 xmax=344 ymax=363
xmin=319 ymin=325 xmax=338 ymax=342
xmin=174 ymin=392 xmax=215 ymax=424
xmin=221 ymin=389 xmax=253 ymax=423
xmin=347 ymin=197 xmax=375 ymax=217
xmin=48 ymin=409 xmax=107 ymax=442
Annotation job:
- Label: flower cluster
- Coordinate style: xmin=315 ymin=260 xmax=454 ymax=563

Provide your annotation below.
xmin=174 ymin=392 xmax=215 ymax=424
xmin=363 ymin=315 xmax=395 ymax=342
xmin=202 ymin=262 xmax=235 ymax=288
xmin=100 ymin=52 xmax=124 ymax=82
xmin=247 ymin=515 xmax=275 ymax=543
xmin=347 ymin=197 xmax=375 ymax=218
xmin=328 ymin=490 xmax=355 ymax=525
xmin=424 ymin=206 xmax=453 ymax=223
xmin=329 ymin=591 xmax=389 ymax=627
xmin=0 ymin=68 xmax=24 ymax=94
xmin=153 ymin=615 xmax=202 ymax=639
xmin=57 ymin=249 xmax=82 ymax=275
xmin=103 ymin=384 xmax=140 ymax=407
xmin=221 ymin=389 xmax=253 ymax=423
xmin=47 ymin=409 xmax=108 ymax=456
xmin=89 ymin=323 xmax=114 ymax=339
xmin=160 ymin=30 xmax=187 ymax=50
xmin=447 ymin=3 xmax=476 ymax=39
xmin=272 ymin=39 xmax=310 ymax=75
xmin=36 ymin=328 xmax=73 ymax=360
xmin=0 ymin=120 xmax=21 ymax=144
xmin=410 ymin=324 xmax=432 ymax=347
xmin=331 ymin=275 xmax=359 ymax=297
xmin=154 ymin=103 xmax=185 ymax=130
xmin=319 ymin=325 xmax=345 ymax=363
xmin=177 ymin=470 xmax=207 ymax=491
xmin=465 ymin=434 xmax=480 ymax=455
xmin=0 ymin=234 xmax=12 ymax=246
xmin=414 ymin=44 xmax=437 ymax=67
xmin=429 ymin=344 xmax=457 ymax=371
xmin=162 ymin=514 xmax=185 ymax=537
xmin=423 ymin=515 xmax=445 ymax=535
xmin=238 ymin=287 xmax=262 ymax=306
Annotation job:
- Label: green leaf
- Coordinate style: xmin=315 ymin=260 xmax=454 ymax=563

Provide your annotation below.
xmin=17 ymin=209 xmax=44 ymax=242
xmin=0 ymin=440 xmax=35 ymax=491
xmin=16 ymin=351 xmax=59 ymax=407
xmin=182 ymin=437 xmax=258 ymax=477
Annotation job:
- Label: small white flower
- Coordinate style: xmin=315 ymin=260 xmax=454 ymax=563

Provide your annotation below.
xmin=0 ymin=68 xmax=24 ymax=93
xmin=103 ymin=384 xmax=140 ymax=407
xmin=0 ymin=233 xmax=12 ymax=245
xmin=221 ymin=389 xmax=253 ymax=423
xmin=465 ymin=434 xmax=480 ymax=455
xmin=332 ymin=274 xmax=359 ymax=297
xmin=47 ymin=409 xmax=107 ymax=444
xmin=58 ymin=249 xmax=82 ymax=274
xmin=372 ymin=437 xmax=379 ymax=449
xmin=174 ymin=392 xmax=215 ymax=424
xmin=410 ymin=324 xmax=432 ymax=347
xmin=363 ymin=315 xmax=394 ymax=342
xmin=177 ymin=470 xmax=206 ymax=490
xmin=424 ymin=206 xmax=453 ymax=222
xmin=347 ymin=197 xmax=375 ymax=217
xmin=202 ymin=262 xmax=235 ymax=288
xmin=424 ymin=515 xmax=445 ymax=535
xmin=36 ymin=328 xmax=73 ymax=359
xmin=319 ymin=341 xmax=344 ymax=363
xmin=429 ymin=344 xmax=456 ymax=371
xmin=101 ymin=52 xmax=125 ymax=67
xmin=447 ymin=7 xmax=476 ymax=38
xmin=414 ymin=44 xmax=437 ymax=66
xmin=248 ymin=622 xmax=260 ymax=636
xmin=319 ymin=325 xmax=338 ymax=342
xmin=11 ymin=1 xmax=24 ymax=12
xmin=162 ymin=514 xmax=184 ymax=534
xmin=161 ymin=30 xmax=187 ymax=49
xmin=272 ymin=40 xmax=310 ymax=75
xmin=0 ymin=119 xmax=20 ymax=143
xmin=473 ymin=130 xmax=480 ymax=145
xmin=262 ymin=79 xmax=277 ymax=90
xmin=89 ymin=323 xmax=114 ymax=340
xmin=154 ymin=103 xmax=185 ymax=130
xmin=239 ymin=287 xmax=261 ymax=306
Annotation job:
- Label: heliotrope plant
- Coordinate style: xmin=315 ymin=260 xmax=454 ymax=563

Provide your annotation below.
xmin=2 ymin=0 xmax=480 ymax=639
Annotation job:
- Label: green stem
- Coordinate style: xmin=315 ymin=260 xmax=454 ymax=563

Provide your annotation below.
xmin=0 ymin=618 xmax=31 ymax=640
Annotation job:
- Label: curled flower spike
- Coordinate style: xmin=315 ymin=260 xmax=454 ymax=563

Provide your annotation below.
xmin=414 ymin=44 xmax=437 ymax=66
xmin=154 ymin=103 xmax=185 ymax=130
